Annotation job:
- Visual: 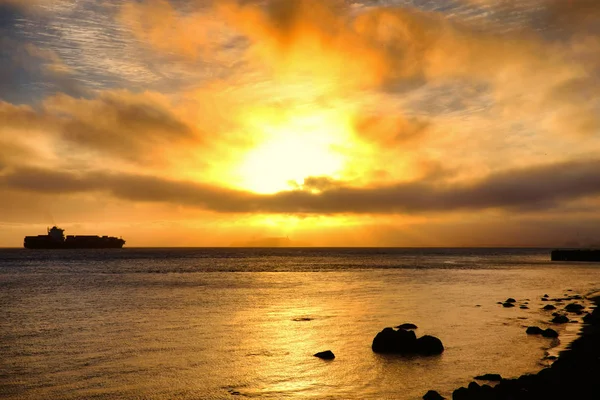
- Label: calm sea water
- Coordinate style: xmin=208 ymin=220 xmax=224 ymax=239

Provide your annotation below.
xmin=1 ymin=248 xmax=599 ymax=399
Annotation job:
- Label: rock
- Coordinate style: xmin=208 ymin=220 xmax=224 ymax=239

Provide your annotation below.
xmin=542 ymin=328 xmax=559 ymax=338
xmin=552 ymin=315 xmax=569 ymax=324
xmin=474 ymin=373 xmax=502 ymax=381
xmin=565 ymin=303 xmax=585 ymax=312
xmin=506 ymin=298 xmax=517 ymax=303
xmin=543 ymin=304 xmax=556 ymax=310
xmin=314 ymin=350 xmax=335 ymax=360
xmin=541 ymin=298 xmax=549 ymax=301
xmin=396 ymin=323 xmax=418 ymax=330
xmin=520 ymin=305 xmax=529 ymax=309
xmin=503 ymin=302 xmax=515 ymax=308
xmin=416 ymin=335 xmax=444 ymax=355
xmin=452 ymin=387 xmax=469 ymax=400
xmin=423 ymin=389 xmax=445 ymax=400
xmin=372 ymin=327 xmax=416 ymax=354
xmin=543 ymin=294 xmax=549 ymax=297
xmin=526 ymin=326 xmax=544 ymax=335
xmin=372 ymin=328 xmax=443 ymax=355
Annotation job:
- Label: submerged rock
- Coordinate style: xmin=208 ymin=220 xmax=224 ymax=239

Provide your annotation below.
xmin=313 ymin=350 xmax=335 ymax=360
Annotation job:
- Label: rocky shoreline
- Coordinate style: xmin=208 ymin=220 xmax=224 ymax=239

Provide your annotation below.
xmin=425 ymin=295 xmax=600 ymax=399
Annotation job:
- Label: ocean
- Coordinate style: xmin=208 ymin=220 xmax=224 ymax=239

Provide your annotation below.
xmin=1 ymin=248 xmax=599 ymax=399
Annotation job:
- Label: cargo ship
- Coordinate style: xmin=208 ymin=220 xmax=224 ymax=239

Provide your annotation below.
xmin=24 ymin=226 xmax=125 ymax=249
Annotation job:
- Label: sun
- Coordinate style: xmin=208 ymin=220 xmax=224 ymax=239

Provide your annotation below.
xmin=233 ymin=110 xmax=352 ymax=194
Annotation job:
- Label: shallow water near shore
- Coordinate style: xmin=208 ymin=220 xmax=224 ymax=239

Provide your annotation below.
xmin=1 ymin=248 xmax=599 ymax=399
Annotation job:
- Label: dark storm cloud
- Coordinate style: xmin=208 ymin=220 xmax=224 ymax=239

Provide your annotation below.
xmin=2 ymin=159 xmax=600 ymax=215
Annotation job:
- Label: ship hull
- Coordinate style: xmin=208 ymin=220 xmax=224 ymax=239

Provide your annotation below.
xmin=24 ymin=235 xmax=125 ymax=249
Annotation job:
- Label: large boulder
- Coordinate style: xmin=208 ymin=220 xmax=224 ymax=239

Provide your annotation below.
xmin=416 ymin=335 xmax=444 ymax=355
xmin=372 ymin=327 xmax=417 ymax=353
xmin=372 ymin=328 xmax=443 ymax=355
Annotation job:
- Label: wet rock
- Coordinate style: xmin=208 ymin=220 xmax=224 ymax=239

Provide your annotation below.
xmin=423 ymin=389 xmax=445 ymax=400
xmin=396 ymin=323 xmax=418 ymax=330
xmin=372 ymin=328 xmax=443 ymax=355
xmin=372 ymin=327 xmax=417 ymax=354
xmin=474 ymin=373 xmax=502 ymax=381
xmin=416 ymin=335 xmax=444 ymax=355
xmin=313 ymin=350 xmax=335 ymax=360
xmin=542 ymin=328 xmax=559 ymax=338
xmin=502 ymin=302 xmax=515 ymax=308
xmin=565 ymin=303 xmax=585 ymax=312
xmin=526 ymin=326 xmax=544 ymax=335
xmin=452 ymin=387 xmax=469 ymax=400
xmin=552 ymin=315 xmax=569 ymax=324
xmin=543 ymin=304 xmax=556 ymax=310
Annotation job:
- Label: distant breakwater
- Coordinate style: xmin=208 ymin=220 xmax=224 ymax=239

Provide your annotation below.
xmin=551 ymin=249 xmax=600 ymax=262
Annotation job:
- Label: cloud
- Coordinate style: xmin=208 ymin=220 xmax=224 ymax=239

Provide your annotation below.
xmin=2 ymin=158 xmax=600 ymax=215
xmin=0 ymin=90 xmax=200 ymax=166
xmin=353 ymin=114 xmax=430 ymax=146
xmin=119 ymin=0 xmax=227 ymax=60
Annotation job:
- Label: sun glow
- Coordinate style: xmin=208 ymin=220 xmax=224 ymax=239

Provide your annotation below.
xmin=234 ymin=110 xmax=353 ymax=194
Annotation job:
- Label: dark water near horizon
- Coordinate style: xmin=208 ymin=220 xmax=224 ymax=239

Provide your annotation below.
xmin=1 ymin=248 xmax=599 ymax=399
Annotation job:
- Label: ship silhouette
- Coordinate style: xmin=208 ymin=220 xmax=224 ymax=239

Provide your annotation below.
xmin=24 ymin=226 xmax=125 ymax=249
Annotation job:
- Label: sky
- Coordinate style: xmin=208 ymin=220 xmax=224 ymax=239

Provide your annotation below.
xmin=1 ymin=0 xmax=599 ymax=247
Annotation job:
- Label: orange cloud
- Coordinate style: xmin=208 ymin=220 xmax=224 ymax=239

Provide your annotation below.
xmin=120 ymin=0 xmax=224 ymax=59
